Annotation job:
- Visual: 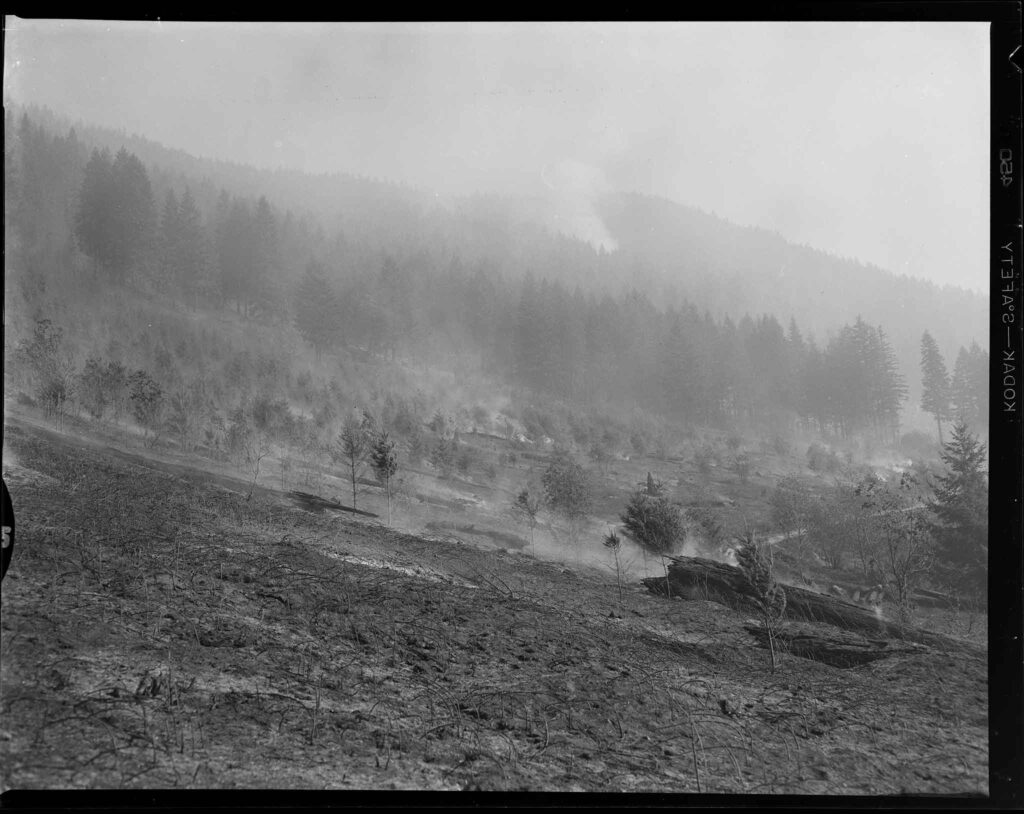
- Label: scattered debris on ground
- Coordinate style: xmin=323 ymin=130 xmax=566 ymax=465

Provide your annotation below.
xmin=0 ymin=423 xmax=987 ymax=793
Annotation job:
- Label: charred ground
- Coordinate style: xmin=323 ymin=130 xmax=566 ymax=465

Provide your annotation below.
xmin=0 ymin=421 xmax=987 ymax=793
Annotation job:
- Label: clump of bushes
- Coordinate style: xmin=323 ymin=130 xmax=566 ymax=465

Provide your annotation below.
xmin=693 ymin=444 xmax=716 ymax=476
xmin=732 ymin=452 xmax=752 ymax=484
xmin=900 ymin=430 xmax=937 ymax=461
xmin=807 ymin=442 xmax=840 ymax=473
xmin=771 ymin=435 xmax=791 ymax=456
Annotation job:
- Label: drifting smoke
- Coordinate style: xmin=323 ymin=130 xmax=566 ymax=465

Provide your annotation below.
xmin=539 ymin=159 xmax=618 ymax=252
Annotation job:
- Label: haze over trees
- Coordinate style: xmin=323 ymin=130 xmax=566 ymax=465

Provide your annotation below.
xmin=3 ymin=106 xmax=989 ymax=602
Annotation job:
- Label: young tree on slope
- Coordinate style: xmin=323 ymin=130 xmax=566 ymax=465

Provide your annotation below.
xmin=513 ymin=486 xmax=543 ymax=557
xmin=920 ymin=330 xmax=952 ymax=444
xmin=334 ymin=417 xmax=368 ymax=510
xmin=620 ymin=488 xmax=685 ymax=556
xmin=542 ymin=450 xmax=593 ymax=556
xmin=371 ymin=431 xmax=399 ymax=526
xmin=735 ymin=532 xmax=786 ymax=672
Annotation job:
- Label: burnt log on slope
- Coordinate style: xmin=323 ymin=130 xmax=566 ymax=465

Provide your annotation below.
xmin=742 ymin=622 xmax=923 ymax=668
xmin=642 ymin=556 xmax=957 ymax=649
xmin=288 ymin=491 xmax=379 ymax=518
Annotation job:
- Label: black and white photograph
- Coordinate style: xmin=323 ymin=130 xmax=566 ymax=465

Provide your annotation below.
xmin=0 ymin=16 xmax=1015 ymax=798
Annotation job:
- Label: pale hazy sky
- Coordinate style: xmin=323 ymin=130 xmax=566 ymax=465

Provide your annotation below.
xmin=4 ymin=19 xmax=989 ymax=293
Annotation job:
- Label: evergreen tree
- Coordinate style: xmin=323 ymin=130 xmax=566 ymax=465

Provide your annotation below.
xmin=4 ymin=110 xmax=20 ymax=231
xmin=949 ymin=346 xmax=981 ymax=429
xmin=620 ymin=488 xmax=685 ymax=555
xmin=378 ymin=253 xmax=413 ymax=361
xmin=656 ymin=313 xmax=698 ymax=420
xmin=294 ymin=259 xmax=339 ymax=361
xmin=176 ymin=187 xmax=208 ymax=309
xmin=968 ymin=341 xmax=989 ymax=433
xmin=929 ymin=419 xmax=988 ymax=595
xmin=541 ymin=450 xmax=593 ymax=558
xmin=334 ymin=417 xmax=368 ymax=509
xmin=819 ymin=317 xmax=906 ymax=441
xmin=251 ymin=196 xmax=279 ymax=319
xmin=217 ymin=198 xmax=254 ymax=314
xmin=75 ymin=148 xmax=116 ymax=273
xmin=799 ymin=339 xmax=830 ymax=435
xmin=158 ymin=188 xmax=181 ymax=292
xmin=513 ymin=486 xmax=543 ymax=556
xmin=110 ymin=148 xmax=156 ymax=284
xmin=74 ymin=147 xmax=155 ymax=284
xmin=919 ymin=330 xmax=951 ymax=443
xmin=873 ymin=326 xmax=908 ymax=444
xmin=542 ymin=451 xmax=593 ymax=522
xmin=735 ymin=533 xmax=787 ymax=671
xmin=371 ymin=431 xmax=399 ymax=526
xmin=513 ymin=274 xmax=545 ymax=392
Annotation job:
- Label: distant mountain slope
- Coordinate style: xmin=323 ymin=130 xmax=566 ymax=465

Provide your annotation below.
xmin=598 ymin=191 xmax=985 ymax=350
xmin=17 ymin=103 xmax=986 ymax=407
xmin=594 ymin=191 xmax=986 ymax=405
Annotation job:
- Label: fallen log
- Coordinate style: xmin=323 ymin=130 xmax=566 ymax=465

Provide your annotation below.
xmin=642 ymin=555 xmax=955 ymax=648
xmin=288 ymin=491 xmax=379 ymax=518
xmin=742 ymin=622 xmax=923 ymax=668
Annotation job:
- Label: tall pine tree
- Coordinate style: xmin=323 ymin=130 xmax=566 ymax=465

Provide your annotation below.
xmin=929 ymin=419 xmax=987 ymax=595
xmin=294 ymin=259 xmax=339 ymax=361
xmin=920 ymin=330 xmax=951 ymax=443
xmin=75 ymin=148 xmax=116 ymax=274
xmin=949 ymin=346 xmax=980 ymax=429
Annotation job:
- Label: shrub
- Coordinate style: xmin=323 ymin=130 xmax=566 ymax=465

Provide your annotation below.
xmin=771 ymin=435 xmax=791 ymax=457
xmin=589 ymin=443 xmax=612 ymax=470
xmin=430 ymin=409 xmax=454 ymax=438
xmin=430 ymin=436 xmax=457 ymax=478
xmin=542 ymin=451 xmax=592 ymax=521
xmin=693 ymin=445 xmax=715 ymax=476
xmin=128 ymin=369 xmax=165 ymax=446
xmin=455 ymin=443 xmax=477 ymax=476
xmin=568 ymin=412 xmax=593 ymax=446
xmin=391 ymin=400 xmax=421 ymax=438
xmin=769 ymin=476 xmax=815 ymax=549
xmin=16 ymin=319 xmax=75 ymax=420
xmin=735 ymin=533 xmax=786 ymax=672
xmin=471 ymin=404 xmax=490 ymax=427
xmin=405 ymin=430 xmax=427 ymax=465
xmin=629 ymin=431 xmax=647 ymax=456
xmin=601 ymin=425 xmax=624 ymax=451
xmin=164 ymin=379 xmax=215 ymax=453
xmin=732 ymin=453 xmax=751 ymax=484
xmin=686 ymin=505 xmax=724 ymax=549
xmin=807 ymin=442 xmax=840 ymax=473
xmin=900 ymin=430 xmax=937 ymax=461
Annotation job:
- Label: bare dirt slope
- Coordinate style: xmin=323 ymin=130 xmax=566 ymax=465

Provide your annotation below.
xmin=0 ymin=421 xmax=987 ymax=793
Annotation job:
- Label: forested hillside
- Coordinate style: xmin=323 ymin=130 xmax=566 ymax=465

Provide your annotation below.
xmin=4 ymin=105 xmax=989 ymax=461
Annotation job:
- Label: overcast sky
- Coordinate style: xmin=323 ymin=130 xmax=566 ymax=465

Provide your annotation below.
xmin=4 ymin=19 xmax=989 ymax=293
